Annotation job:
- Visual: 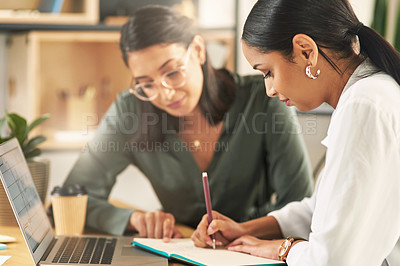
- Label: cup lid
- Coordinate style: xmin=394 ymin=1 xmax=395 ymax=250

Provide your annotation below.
xmin=51 ymin=184 xmax=87 ymax=196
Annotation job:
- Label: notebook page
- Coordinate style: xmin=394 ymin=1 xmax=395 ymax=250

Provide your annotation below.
xmin=133 ymin=238 xmax=284 ymax=266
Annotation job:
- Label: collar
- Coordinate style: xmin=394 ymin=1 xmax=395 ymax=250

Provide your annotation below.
xmin=321 ymin=58 xmax=380 ymax=148
xmin=339 ymin=58 xmax=380 ymax=100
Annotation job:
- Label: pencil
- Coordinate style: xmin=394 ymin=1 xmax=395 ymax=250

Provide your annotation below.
xmin=202 ymin=172 xmax=216 ymax=249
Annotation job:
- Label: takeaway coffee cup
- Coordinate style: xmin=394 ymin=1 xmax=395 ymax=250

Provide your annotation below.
xmin=51 ymin=184 xmax=88 ymax=235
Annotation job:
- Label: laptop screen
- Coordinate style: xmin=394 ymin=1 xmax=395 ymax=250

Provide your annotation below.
xmin=0 ymin=138 xmax=54 ymax=264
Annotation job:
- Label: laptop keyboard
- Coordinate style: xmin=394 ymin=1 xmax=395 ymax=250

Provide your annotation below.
xmin=51 ymin=237 xmax=117 ymax=264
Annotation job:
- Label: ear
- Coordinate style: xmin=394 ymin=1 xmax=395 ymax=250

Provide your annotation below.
xmin=292 ymin=34 xmax=319 ymax=67
xmin=191 ymin=35 xmax=206 ymax=65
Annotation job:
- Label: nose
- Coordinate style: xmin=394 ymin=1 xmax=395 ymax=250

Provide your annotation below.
xmin=159 ymin=84 xmax=176 ymax=101
xmin=266 ymin=86 xmax=278 ymax=97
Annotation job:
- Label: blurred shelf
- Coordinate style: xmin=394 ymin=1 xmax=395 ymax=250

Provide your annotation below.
xmin=0 ymin=0 xmax=99 ymax=26
xmin=0 ymin=23 xmax=120 ymax=32
xmin=6 ymin=31 xmax=131 ymax=149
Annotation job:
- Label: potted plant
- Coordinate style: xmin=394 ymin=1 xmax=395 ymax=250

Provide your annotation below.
xmin=0 ymin=112 xmax=51 ymax=212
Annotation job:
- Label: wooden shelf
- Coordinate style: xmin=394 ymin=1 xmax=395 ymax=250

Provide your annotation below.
xmin=0 ymin=23 xmax=121 ymax=32
xmin=0 ymin=0 xmax=98 ymax=25
xmin=201 ymin=30 xmax=235 ymax=71
xmin=7 ymin=30 xmax=131 ymax=149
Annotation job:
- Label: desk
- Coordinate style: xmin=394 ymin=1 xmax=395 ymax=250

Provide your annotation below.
xmin=0 ymin=199 xmax=195 ymax=265
xmin=0 ymin=225 xmax=33 ymax=266
xmin=0 ymin=223 xmax=194 ymax=266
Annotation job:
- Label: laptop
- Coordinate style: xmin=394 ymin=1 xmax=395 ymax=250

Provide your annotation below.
xmin=0 ymin=138 xmax=168 ymax=266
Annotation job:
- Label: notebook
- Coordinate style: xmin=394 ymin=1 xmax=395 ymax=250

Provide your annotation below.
xmin=133 ymin=238 xmax=286 ymax=266
xmin=0 ymin=138 xmax=168 ymax=266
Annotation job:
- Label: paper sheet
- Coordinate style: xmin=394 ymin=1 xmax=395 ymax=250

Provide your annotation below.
xmin=0 ymin=256 xmax=11 ymax=265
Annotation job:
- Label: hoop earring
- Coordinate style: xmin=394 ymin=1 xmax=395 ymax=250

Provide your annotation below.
xmin=306 ymin=64 xmax=320 ymax=80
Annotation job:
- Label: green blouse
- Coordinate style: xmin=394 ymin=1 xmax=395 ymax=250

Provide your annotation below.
xmin=64 ymin=74 xmax=313 ymax=235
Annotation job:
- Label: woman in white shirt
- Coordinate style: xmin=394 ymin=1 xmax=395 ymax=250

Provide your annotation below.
xmin=191 ymin=0 xmax=400 ymax=265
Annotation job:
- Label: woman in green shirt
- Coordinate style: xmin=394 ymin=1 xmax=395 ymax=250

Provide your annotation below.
xmin=64 ymin=5 xmax=313 ymax=240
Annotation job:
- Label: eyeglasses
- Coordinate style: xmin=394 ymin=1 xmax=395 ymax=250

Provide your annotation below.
xmin=129 ymin=44 xmax=192 ymax=101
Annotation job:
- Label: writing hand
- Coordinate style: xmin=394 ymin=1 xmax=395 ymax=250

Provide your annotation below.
xmin=191 ymin=210 xmax=245 ymax=248
xmin=128 ymin=211 xmax=183 ymax=242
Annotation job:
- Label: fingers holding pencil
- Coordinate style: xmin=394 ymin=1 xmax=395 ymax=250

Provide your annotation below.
xmin=191 ymin=212 xmax=224 ymax=248
xmin=191 ymin=210 xmax=246 ymax=248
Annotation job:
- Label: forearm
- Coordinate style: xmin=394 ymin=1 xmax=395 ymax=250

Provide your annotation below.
xmin=86 ymin=197 xmax=134 ymax=235
xmin=241 ymin=215 xmax=283 ymax=239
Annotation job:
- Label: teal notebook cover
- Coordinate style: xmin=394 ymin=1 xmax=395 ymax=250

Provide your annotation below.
xmin=132 ymin=238 xmax=286 ymax=266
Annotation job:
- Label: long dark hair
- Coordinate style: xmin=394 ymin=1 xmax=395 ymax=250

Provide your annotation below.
xmin=242 ymin=0 xmax=400 ymax=85
xmin=120 ymin=5 xmax=236 ymax=142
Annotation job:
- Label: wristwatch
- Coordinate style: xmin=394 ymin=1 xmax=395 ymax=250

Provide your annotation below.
xmin=278 ymin=237 xmax=305 ymax=261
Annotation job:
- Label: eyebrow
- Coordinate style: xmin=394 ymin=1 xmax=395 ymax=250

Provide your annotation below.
xmin=252 ymin=63 xmax=262 ymax=70
xmin=134 ymin=58 xmax=175 ymax=80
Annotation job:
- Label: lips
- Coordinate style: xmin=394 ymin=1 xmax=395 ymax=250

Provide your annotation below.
xmin=280 ymin=99 xmax=291 ymax=106
xmin=167 ymin=96 xmax=185 ymax=109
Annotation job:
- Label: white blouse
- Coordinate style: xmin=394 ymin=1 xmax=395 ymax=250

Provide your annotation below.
xmin=270 ymin=59 xmax=400 ymax=266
